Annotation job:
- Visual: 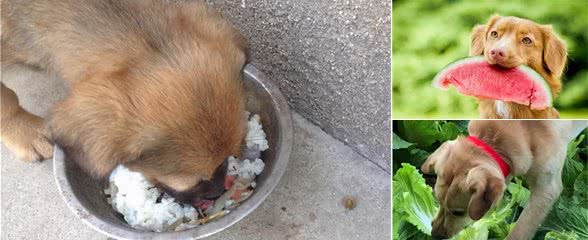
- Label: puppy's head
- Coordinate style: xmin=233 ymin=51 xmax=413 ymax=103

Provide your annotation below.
xmin=470 ymin=15 xmax=567 ymax=94
xmin=50 ymin=41 xmax=247 ymax=204
xmin=421 ymin=138 xmax=506 ymax=239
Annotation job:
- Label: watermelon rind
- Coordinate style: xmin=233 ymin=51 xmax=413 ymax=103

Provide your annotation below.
xmin=432 ymin=56 xmax=486 ymax=89
xmin=517 ymin=64 xmax=553 ymax=108
xmin=432 ymin=56 xmax=552 ymax=108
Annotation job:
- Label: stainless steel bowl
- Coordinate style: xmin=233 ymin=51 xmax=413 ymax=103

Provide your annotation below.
xmin=53 ymin=65 xmax=293 ymax=240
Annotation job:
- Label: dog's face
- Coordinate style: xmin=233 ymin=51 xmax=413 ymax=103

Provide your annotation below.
xmin=50 ymin=41 xmax=248 ymax=204
xmin=469 ymin=15 xmax=567 ymax=93
xmin=421 ymin=138 xmax=506 ymax=239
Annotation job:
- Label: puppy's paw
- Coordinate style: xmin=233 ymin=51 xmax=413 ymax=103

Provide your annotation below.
xmin=3 ymin=113 xmax=54 ymax=162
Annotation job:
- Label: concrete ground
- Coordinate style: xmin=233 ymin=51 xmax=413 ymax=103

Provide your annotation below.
xmin=1 ymin=67 xmax=390 ymax=239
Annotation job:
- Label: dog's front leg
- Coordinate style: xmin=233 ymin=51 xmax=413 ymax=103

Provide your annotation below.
xmin=507 ymin=172 xmax=563 ymax=240
xmin=1 ymin=82 xmax=53 ymax=161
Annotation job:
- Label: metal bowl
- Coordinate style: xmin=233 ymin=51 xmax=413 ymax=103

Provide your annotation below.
xmin=53 ymin=65 xmax=293 ymax=239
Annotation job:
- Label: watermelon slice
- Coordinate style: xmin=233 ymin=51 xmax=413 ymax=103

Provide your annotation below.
xmin=432 ymin=56 xmax=552 ymax=110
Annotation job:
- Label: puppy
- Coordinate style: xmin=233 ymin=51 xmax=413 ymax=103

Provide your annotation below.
xmin=470 ymin=15 xmax=567 ymax=119
xmin=421 ymin=120 xmax=586 ymax=240
xmin=1 ymin=0 xmax=247 ymax=203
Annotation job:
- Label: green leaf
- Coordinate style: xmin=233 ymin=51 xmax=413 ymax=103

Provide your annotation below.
xmin=398 ymin=121 xmax=443 ymax=148
xmin=393 ymin=163 xmax=438 ymax=235
xmin=508 ymin=178 xmax=531 ymax=208
xmin=561 ymin=135 xmax=585 ymax=188
xmin=450 ymin=120 xmax=469 ymax=133
xmin=393 ymin=132 xmax=415 ymax=149
xmin=541 ymin=200 xmax=588 ymax=239
xmin=545 ymin=230 xmax=579 ymax=240
xmin=397 ymin=220 xmax=432 ymax=240
xmin=451 ymin=180 xmax=530 ymax=240
xmin=392 ymin=148 xmax=430 ymax=173
xmin=398 ymin=121 xmax=462 ymax=148
xmin=440 ymin=122 xmax=461 ymax=141
xmin=573 ymin=170 xmax=587 ymax=206
xmin=451 ymin=221 xmax=489 ymax=240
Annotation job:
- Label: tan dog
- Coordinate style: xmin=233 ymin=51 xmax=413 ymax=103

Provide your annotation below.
xmin=1 ymin=0 xmax=247 ymax=203
xmin=421 ymin=120 xmax=586 ymax=239
xmin=470 ymin=16 xmax=567 ymax=119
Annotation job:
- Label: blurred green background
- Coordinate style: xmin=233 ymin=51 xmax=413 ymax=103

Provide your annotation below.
xmin=392 ymin=0 xmax=588 ymax=118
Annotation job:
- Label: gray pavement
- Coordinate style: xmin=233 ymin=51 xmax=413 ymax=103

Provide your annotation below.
xmin=1 ymin=66 xmax=390 ymax=239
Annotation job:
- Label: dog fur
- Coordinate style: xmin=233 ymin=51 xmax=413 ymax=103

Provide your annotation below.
xmin=1 ymin=0 xmax=247 ymax=201
xmin=421 ymin=120 xmax=586 ymax=239
xmin=469 ymin=15 xmax=567 ymax=119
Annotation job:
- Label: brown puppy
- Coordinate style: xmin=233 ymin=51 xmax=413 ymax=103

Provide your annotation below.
xmin=421 ymin=120 xmax=586 ymax=239
xmin=1 ymin=0 xmax=247 ymax=202
xmin=470 ymin=15 xmax=567 ymax=119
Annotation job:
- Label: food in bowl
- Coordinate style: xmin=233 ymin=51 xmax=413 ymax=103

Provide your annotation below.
xmin=104 ymin=113 xmax=268 ymax=232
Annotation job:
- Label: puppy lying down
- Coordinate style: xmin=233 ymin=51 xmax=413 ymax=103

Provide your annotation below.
xmin=422 ymin=120 xmax=586 ymax=239
xmin=106 ymin=113 xmax=268 ymax=232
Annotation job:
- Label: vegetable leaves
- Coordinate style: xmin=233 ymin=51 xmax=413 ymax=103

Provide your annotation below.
xmin=393 ymin=163 xmax=438 ymax=236
xmin=393 ymin=121 xmax=587 ymax=240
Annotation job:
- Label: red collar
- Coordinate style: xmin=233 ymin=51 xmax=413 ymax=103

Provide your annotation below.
xmin=467 ymin=136 xmax=510 ymax=177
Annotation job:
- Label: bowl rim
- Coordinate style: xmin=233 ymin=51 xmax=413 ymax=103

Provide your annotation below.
xmin=53 ymin=64 xmax=293 ymax=240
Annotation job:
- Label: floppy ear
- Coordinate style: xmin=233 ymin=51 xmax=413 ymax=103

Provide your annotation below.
xmin=49 ymin=83 xmax=162 ymax=178
xmin=541 ymin=25 xmax=567 ymax=79
xmin=52 ymin=121 xmax=164 ymax=178
xmin=421 ymin=140 xmax=454 ymax=174
xmin=469 ymin=25 xmax=486 ymax=56
xmin=469 ymin=15 xmax=502 ymax=56
xmin=466 ymin=167 xmax=505 ymax=220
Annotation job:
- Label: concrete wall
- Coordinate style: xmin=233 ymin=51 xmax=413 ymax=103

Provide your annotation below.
xmin=205 ymin=0 xmax=392 ymax=171
xmin=194 ymin=0 xmax=390 ymax=170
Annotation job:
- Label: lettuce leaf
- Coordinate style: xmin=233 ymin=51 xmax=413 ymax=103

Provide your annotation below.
xmin=393 ymin=163 xmax=438 ymax=236
xmin=397 ymin=121 xmax=462 ymax=148
xmin=397 ymin=220 xmax=432 ymax=240
xmin=450 ymin=179 xmax=529 ymax=240
xmin=544 ymin=230 xmax=579 ymax=240
xmin=561 ymin=135 xmax=585 ymax=189
xmin=573 ymin=170 xmax=587 ymax=206
xmin=393 ymin=133 xmax=415 ymax=150
xmin=540 ymin=199 xmax=588 ymax=239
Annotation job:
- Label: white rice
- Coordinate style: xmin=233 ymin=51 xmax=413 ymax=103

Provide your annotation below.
xmin=246 ymin=114 xmax=269 ymax=151
xmin=105 ymin=113 xmax=268 ymax=232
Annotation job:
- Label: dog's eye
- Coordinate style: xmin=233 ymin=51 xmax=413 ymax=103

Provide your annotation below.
xmin=522 ymin=37 xmax=532 ymax=45
xmin=490 ymin=31 xmax=498 ymax=38
xmin=450 ymin=209 xmax=465 ymax=217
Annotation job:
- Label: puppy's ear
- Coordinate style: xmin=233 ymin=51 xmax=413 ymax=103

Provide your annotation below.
xmin=52 ymin=120 xmax=164 ymax=178
xmin=469 ymin=25 xmax=486 ymax=56
xmin=466 ymin=166 xmax=505 ymax=220
xmin=421 ymin=140 xmax=454 ymax=174
xmin=541 ymin=25 xmax=567 ymax=79
xmin=49 ymin=84 xmax=158 ymax=178
xmin=470 ymin=15 xmax=501 ymax=56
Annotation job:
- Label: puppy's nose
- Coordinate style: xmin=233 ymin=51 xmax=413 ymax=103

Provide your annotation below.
xmin=490 ymin=48 xmax=506 ymax=61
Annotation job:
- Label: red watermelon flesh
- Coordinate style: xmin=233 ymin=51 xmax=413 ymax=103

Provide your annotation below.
xmin=433 ymin=56 xmax=552 ymax=110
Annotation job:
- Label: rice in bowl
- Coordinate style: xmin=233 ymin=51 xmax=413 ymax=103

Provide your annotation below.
xmin=104 ymin=113 xmax=268 ymax=232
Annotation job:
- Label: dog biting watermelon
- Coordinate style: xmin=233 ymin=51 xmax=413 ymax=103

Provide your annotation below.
xmin=432 ymin=56 xmax=552 ymax=110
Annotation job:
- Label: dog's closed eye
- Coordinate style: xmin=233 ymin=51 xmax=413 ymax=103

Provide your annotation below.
xmin=449 ymin=209 xmax=466 ymax=217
